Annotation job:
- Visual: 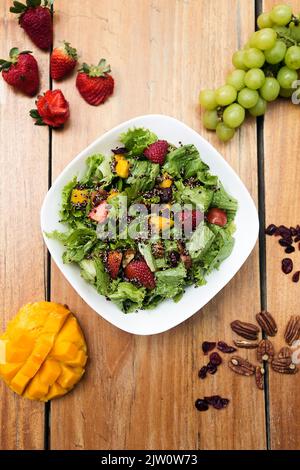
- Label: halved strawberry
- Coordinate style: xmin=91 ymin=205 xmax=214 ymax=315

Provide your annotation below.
xmin=106 ymin=251 xmax=122 ymax=280
xmin=124 ymin=259 xmax=156 ymax=290
xmin=178 ymin=209 xmax=203 ymax=230
xmin=206 ymin=208 xmax=227 ymax=227
xmin=144 ymin=140 xmax=169 ymax=165
xmin=88 ymin=200 xmax=108 ymax=223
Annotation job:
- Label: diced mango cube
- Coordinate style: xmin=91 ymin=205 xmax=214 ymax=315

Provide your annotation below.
xmin=45 ymin=383 xmax=66 ymax=401
xmin=39 ymin=359 xmax=61 ymax=386
xmin=10 ymin=372 xmax=30 ymax=395
xmin=71 ymin=189 xmax=89 ymax=205
xmin=57 ymin=365 xmax=83 ymax=389
xmin=24 ymin=374 xmax=49 ymax=400
xmin=64 ymin=349 xmax=87 ymax=368
xmin=0 ymin=363 xmax=23 ymax=384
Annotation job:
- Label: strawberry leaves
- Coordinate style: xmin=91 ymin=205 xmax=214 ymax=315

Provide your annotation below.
xmin=30 ymin=109 xmax=45 ymax=126
xmin=78 ymin=58 xmax=111 ymax=77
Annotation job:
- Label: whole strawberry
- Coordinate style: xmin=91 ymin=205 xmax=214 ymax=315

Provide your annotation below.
xmin=51 ymin=41 xmax=78 ymax=80
xmin=124 ymin=259 xmax=156 ymax=290
xmin=76 ymin=58 xmax=114 ymax=106
xmin=0 ymin=47 xmax=39 ymax=96
xmin=30 ymin=89 xmax=70 ymax=128
xmin=10 ymin=0 xmax=53 ymax=51
xmin=144 ymin=140 xmax=169 ymax=165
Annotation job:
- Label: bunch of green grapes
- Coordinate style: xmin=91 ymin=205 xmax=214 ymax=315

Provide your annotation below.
xmin=199 ymin=4 xmax=300 ymax=142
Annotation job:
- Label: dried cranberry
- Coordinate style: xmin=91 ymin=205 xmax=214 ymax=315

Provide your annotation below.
xmin=282 ymin=258 xmax=293 ymax=274
xmin=111 ymin=147 xmax=127 ymax=154
xmin=209 ymin=352 xmax=222 ymax=366
xmin=159 ymin=187 xmax=172 ymax=203
xmin=217 ymin=341 xmax=237 ymax=354
xmin=279 ymin=238 xmax=292 ymax=247
xmin=290 ymin=227 xmax=297 ymax=236
xmin=169 ymin=250 xmax=180 ymax=267
xmin=195 ymin=399 xmax=209 ymax=412
xmin=265 ymin=224 xmax=277 ymax=236
xmin=276 ymin=225 xmax=291 ymax=239
xmin=285 ymin=245 xmax=295 ymax=254
xmin=292 ymin=271 xmax=300 ymax=283
xmin=202 ymin=341 xmax=216 ymax=355
xmin=294 ymin=235 xmax=300 ymax=243
xmin=198 ymin=366 xmax=208 ymax=380
xmin=204 ymin=395 xmax=230 ymax=410
xmin=206 ymin=362 xmax=218 ymax=374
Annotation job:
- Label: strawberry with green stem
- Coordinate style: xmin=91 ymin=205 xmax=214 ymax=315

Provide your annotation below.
xmin=0 ymin=47 xmax=39 ymax=96
xmin=10 ymin=0 xmax=53 ymax=51
xmin=76 ymin=58 xmax=114 ymax=106
xmin=51 ymin=41 xmax=78 ymax=80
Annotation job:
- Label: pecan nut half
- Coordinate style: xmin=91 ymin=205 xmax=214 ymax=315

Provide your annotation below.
xmin=228 ymin=356 xmax=256 ymax=376
xmin=257 ymin=339 xmax=274 ymax=363
xmin=271 ymin=357 xmax=298 ymax=374
xmin=230 ymin=320 xmax=259 ymax=340
xmin=256 ymin=311 xmax=278 ymax=337
xmin=255 ymin=366 xmax=265 ymax=390
xmin=284 ymin=315 xmax=300 ymax=346
xmin=278 ymin=347 xmax=292 ymax=360
xmin=233 ymin=339 xmax=259 ymax=349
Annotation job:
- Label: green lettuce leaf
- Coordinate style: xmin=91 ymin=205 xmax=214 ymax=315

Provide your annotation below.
xmin=180 ymin=187 xmax=213 ymax=212
xmin=79 ymin=259 xmax=97 ymax=284
xmin=94 ymin=257 xmax=110 ymax=297
xmin=212 ymin=184 xmax=238 ymax=212
xmin=200 ymin=228 xmax=235 ymax=272
xmin=81 ymin=153 xmax=113 ymax=186
xmin=50 ymin=228 xmax=97 ymax=263
xmin=163 ymin=145 xmax=203 ymax=178
xmin=120 ymin=128 xmax=157 ymax=156
xmin=186 ymin=222 xmax=215 ymax=261
xmin=109 ymin=282 xmax=146 ymax=312
xmin=60 ymin=176 xmax=78 ymax=222
xmin=138 ymin=243 xmax=156 ymax=272
xmin=125 ymin=160 xmax=159 ymax=201
xmin=155 ymin=263 xmax=187 ymax=298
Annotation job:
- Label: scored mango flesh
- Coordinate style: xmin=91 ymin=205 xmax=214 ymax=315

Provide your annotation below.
xmin=0 ymin=302 xmax=87 ymax=402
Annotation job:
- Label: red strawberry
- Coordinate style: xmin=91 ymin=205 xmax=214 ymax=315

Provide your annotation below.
xmin=124 ymin=259 xmax=156 ymax=290
xmin=51 ymin=42 xmax=78 ymax=80
xmin=88 ymin=200 xmax=108 ymax=223
xmin=206 ymin=208 xmax=227 ymax=227
xmin=0 ymin=47 xmax=39 ymax=96
xmin=76 ymin=59 xmax=114 ymax=106
xmin=30 ymin=89 xmax=70 ymax=127
xmin=144 ymin=140 xmax=169 ymax=165
xmin=106 ymin=251 xmax=123 ymax=280
xmin=178 ymin=209 xmax=203 ymax=230
xmin=10 ymin=0 xmax=53 ymax=51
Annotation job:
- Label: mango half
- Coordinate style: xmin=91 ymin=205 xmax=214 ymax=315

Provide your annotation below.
xmin=0 ymin=302 xmax=87 ymax=402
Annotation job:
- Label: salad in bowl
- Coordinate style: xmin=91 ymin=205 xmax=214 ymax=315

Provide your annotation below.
xmin=47 ymin=126 xmax=238 ymax=313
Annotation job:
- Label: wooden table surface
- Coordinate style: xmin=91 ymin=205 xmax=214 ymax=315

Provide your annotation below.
xmin=1 ymin=0 xmax=300 ymax=450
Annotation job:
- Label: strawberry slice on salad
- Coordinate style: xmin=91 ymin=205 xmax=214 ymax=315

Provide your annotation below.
xmin=106 ymin=251 xmax=123 ymax=280
xmin=88 ymin=200 xmax=108 ymax=223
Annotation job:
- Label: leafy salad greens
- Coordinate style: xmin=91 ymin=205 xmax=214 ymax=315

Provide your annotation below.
xmin=47 ymin=127 xmax=238 ymax=313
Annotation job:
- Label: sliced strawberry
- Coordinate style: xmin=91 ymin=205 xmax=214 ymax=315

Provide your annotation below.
xmin=88 ymin=200 xmax=108 ymax=223
xmin=178 ymin=209 xmax=203 ymax=230
xmin=124 ymin=259 xmax=156 ymax=290
xmin=206 ymin=208 xmax=227 ymax=227
xmin=144 ymin=140 xmax=169 ymax=165
xmin=106 ymin=251 xmax=122 ymax=280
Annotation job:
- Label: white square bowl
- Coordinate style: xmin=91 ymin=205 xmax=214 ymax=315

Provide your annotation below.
xmin=41 ymin=114 xmax=259 ymax=336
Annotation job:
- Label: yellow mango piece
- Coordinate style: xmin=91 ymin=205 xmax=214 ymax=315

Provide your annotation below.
xmin=0 ymin=302 xmax=87 ymax=402
xmin=57 ymin=365 xmax=83 ymax=389
xmin=114 ymin=154 xmax=125 ymax=162
xmin=115 ymin=157 xmax=130 ymax=178
xmin=24 ymin=373 xmax=49 ymax=401
xmin=149 ymin=215 xmax=174 ymax=232
xmin=159 ymin=179 xmax=172 ymax=188
xmin=107 ymin=190 xmax=119 ymax=201
xmin=71 ymin=189 xmax=89 ymax=205
xmin=45 ymin=382 xmax=66 ymax=401
xmin=39 ymin=359 xmax=61 ymax=386
xmin=0 ymin=363 xmax=23 ymax=384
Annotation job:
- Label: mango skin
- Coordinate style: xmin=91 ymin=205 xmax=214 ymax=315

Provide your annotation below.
xmin=0 ymin=302 xmax=87 ymax=402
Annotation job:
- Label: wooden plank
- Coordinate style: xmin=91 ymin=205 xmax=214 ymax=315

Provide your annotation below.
xmin=263 ymin=0 xmax=300 ymax=451
xmin=50 ymin=0 xmax=265 ymax=449
xmin=0 ymin=0 xmax=48 ymax=449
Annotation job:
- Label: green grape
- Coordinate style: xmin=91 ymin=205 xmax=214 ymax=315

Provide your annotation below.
xmin=285 ymin=46 xmax=300 ymax=70
xmin=232 ymin=50 xmax=248 ymax=70
xmin=199 ymin=89 xmax=218 ymax=110
xmin=277 ymin=66 xmax=298 ymax=89
xmin=244 ymin=68 xmax=265 ymax=90
xmin=270 ymin=4 xmax=292 ymax=26
xmin=237 ymin=88 xmax=259 ymax=108
xmin=226 ymin=69 xmax=246 ymax=91
xmin=249 ymin=97 xmax=267 ymax=117
xmin=203 ymin=110 xmax=219 ymax=130
xmin=216 ymin=122 xmax=235 ymax=142
xmin=260 ymin=77 xmax=280 ymax=101
xmin=279 ymin=87 xmax=293 ymax=98
xmin=223 ymin=103 xmax=245 ymax=128
xmin=272 ymin=25 xmax=290 ymax=36
xmin=257 ymin=12 xmax=273 ymax=29
xmin=251 ymin=28 xmax=277 ymax=50
xmin=215 ymin=85 xmax=237 ymax=106
xmin=264 ymin=40 xmax=287 ymax=64
xmin=289 ymin=22 xmax=300 ymax=41
xmin=244 ymin=48 xmax=265 ymax=68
